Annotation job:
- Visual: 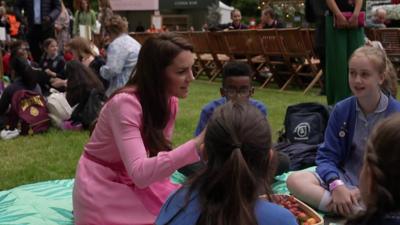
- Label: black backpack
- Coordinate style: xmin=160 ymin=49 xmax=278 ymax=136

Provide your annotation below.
xmin=276 ymin=102 xmax=330 ymax=171
xmin=279 ymin=102 xmax=330 ymax=145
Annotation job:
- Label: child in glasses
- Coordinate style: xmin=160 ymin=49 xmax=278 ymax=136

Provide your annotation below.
xmin=195 ymin=61 xmax=267 ymax=135
xmin=179 ymin=61 xmax=290 ymax=177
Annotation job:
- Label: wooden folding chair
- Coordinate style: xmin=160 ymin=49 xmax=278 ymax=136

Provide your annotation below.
xmin=277 ymin=28 xmax=322 ymax=93
xmin=257 ymin=29 xmax=287 ymax=89
xmin=374 ymin=28 xmax=400 ymax=72
xmin=222 ymin=30 xmax=266 ymax=80
xmin=190 ymin=31 xmax=215 ymax=79
xmin=174 ymin=31 xmax=192 ymax=44
xmin=246 ymin=30 xmax=269 ymax=82
xmin=299 ymin=28 xmax=324 ymax=94
xmin=207 ymin=31 xmax=231 ymax=82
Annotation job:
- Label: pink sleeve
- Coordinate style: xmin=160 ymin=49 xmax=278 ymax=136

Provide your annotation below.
xmin=109 ymin=94 xmax=200 ymax=188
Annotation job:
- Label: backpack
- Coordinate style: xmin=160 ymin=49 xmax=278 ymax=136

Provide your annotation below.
xmin=274 ymin=142 xmax=319 ymax=171
xmin=276 ymin=102 xmax=330 ymax=171
xmin=9 ymin=90 xmax=50 ymax=135
xmin=279 ymin=102 xmax=330 ymax=145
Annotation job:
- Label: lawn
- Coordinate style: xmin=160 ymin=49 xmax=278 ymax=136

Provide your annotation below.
xmin=0 ymin=80 xmax=325 ymax=190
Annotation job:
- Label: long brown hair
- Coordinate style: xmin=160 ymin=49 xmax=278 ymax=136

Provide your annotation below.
xmin=348 ymin=113 xmax=400 ymax=224
xmin=66 ymin=36 xmax=95 ymax=59
xmin=189 ymin=102 xmax=273 ymax=225
xmin=125 ymin=33 xmax=193 ymax=157
xmin=65 ymin=60 xmax=104 ymax=106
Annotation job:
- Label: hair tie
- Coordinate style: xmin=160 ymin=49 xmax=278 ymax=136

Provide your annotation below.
xmin=232 ymin=143 xmax=242 ymax=150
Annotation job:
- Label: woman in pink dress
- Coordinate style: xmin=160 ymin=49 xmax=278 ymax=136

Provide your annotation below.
xmin=73 ymin=33 xmax=203 ymax=225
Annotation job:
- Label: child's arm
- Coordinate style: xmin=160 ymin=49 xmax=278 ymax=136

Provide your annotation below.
xmin=194 ymin=107 xmax=210 ymax=136
xmin=315 ymin=106 xmax=346 ymax=184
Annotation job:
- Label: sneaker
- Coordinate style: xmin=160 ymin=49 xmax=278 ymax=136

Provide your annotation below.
xmin=0 ymin=129 xmax=20 ymax=140
xmin=62 ymin=120 xmax=82 ymax=131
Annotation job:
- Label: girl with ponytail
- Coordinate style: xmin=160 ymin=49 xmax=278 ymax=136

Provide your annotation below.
xmin=156 ymin=102 xmax=297 ymax=225
xmin=287 ymin=45 xmax=400 ymax=218
xmin=347 ymin=114 xmax=400 ymax=225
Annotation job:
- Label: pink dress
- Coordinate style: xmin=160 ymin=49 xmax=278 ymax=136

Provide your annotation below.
xmin=73 ymin=92 xmax=200 ymax=225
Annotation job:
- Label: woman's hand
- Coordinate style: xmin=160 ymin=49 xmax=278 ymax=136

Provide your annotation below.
xmin=45 ymin=68 xmax=57 ymax=77
xmin=194 ymin=128 xmax=206 ymax=159
xmin=330 ymin=186 xmax=360 ymax=217
xmin=50 ymin=78 xmax=67 ymax=88
xmin=335 ymin=13 xmax=348 ymax=29
xmin=348 ymin=13 xmax=359 ymax=28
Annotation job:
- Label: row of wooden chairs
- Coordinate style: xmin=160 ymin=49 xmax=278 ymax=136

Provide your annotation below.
xmin=365 ymin=28 xmax=400 ymax=70
xmin=130 ymin=29 xmax=323 ymax=94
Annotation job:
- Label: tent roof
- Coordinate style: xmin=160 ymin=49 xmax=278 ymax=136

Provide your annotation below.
xmin=219 ymin=1 xmax=234 ymax=10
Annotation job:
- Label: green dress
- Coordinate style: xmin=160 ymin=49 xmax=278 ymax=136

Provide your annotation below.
xmin=73 ymin=9 xmax=96 ymax=37
xmin=325 ymin=1 xmax=365 ymax=105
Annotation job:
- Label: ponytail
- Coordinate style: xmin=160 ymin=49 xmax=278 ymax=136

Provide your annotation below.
xmin=196 ymin=147 xmax=258 ymax=225
xmin=382 ymin=56 xmax=397 ymax=98
xmin=186 ymin=102 xmax=272 ymax=225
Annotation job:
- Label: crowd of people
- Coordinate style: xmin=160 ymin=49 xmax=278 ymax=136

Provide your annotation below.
xmin=0 ymin=0 xmax=400 ymax=225
xmin=0 ymin=0 xmax=139 ymax=133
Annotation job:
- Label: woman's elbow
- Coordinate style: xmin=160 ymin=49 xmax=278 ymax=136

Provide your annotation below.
xmin=131 ymin=175 xmax=152 ymax=189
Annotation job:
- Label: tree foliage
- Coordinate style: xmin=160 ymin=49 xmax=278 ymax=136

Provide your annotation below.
xmin=232 ymin=0 xmax=259 ymax=18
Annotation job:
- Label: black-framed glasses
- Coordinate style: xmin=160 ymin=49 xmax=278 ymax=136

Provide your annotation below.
xmin=223 ymin=87 xmax=252 ymax=97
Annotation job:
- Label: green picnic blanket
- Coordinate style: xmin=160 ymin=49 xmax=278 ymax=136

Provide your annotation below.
xmin=0 ymin=169 xmax=312 ymax=224
xmin=0 ymin=179 xmax=74 ymax=225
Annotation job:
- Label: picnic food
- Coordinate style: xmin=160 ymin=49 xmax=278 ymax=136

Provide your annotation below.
xmin=274 ymin=195 xmax=318 ymax=225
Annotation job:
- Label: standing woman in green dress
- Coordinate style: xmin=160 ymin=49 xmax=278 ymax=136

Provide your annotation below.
xmin=73 ymin=0 xmax=96 ymax=37
xmin=325 ymin=0 xmax=365 ymax=105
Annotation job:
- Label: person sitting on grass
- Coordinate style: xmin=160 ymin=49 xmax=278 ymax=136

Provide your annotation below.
xmin=179 ymin=61 xmax=290 ymax=177
xmin=51 ymin=60 xmax=106 ymax=130
xmin=178 ymin=61 xmax=268 ymax=176
xmin=72 ymin=33 xmax=204 ymax=225
xmin=0 ymin=41 xmax=42 ymax=132
xmin=346 ymin=114 xmax=400 ymax=225
xmin=38 ymin=38 xmax=66 ymax=95
xmin=156 ymin=102 xmax=297 ymax=225
xmin=286 ymin=45 xmax=400 ymax=218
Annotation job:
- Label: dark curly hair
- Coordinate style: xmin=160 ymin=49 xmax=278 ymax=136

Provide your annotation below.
xmin=104 ymin=15 xmax=128 ymax=37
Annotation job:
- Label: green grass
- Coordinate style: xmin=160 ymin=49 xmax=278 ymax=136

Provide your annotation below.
xmin=0 ymin=80 xmax=325 ymax=190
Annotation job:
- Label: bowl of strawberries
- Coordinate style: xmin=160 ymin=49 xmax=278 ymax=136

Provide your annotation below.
xmin=260 ymin=194 xmax=323 ymax=225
